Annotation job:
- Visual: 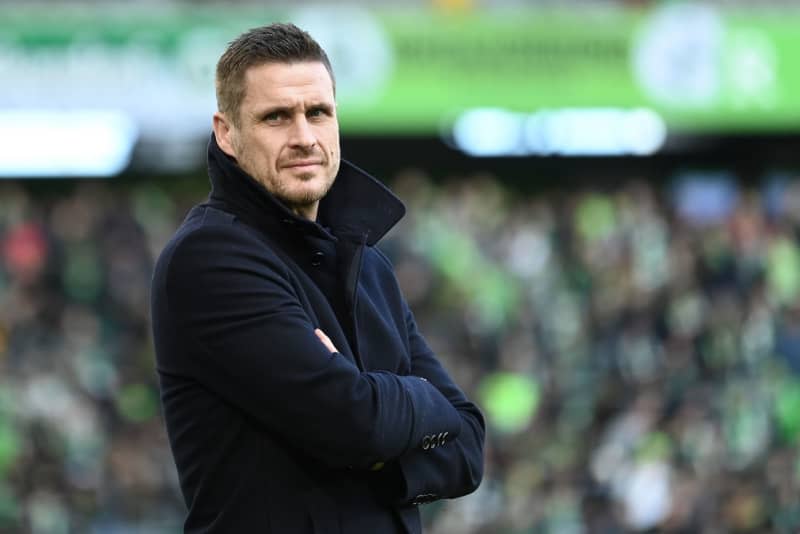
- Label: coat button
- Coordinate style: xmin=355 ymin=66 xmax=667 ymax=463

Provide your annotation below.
xmin=412 ymin=493 xmax=438 ymax=505
xmin=310 ymin=251 xmax=324 ymax=266
xmin=421 ymin=435 xmax=431 ymax=450
xmin=369 ymin=461 xmax=385 ymax=471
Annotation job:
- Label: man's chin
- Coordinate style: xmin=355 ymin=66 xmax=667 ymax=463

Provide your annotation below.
xmin=289 ymin=172 xmax=334 ymax=193
xmin=280 ymin=185 xmax=328 ymax=207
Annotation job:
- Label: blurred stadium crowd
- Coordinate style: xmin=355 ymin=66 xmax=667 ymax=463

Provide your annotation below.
xmin=1 ymin=167 xmax=800 ymax=533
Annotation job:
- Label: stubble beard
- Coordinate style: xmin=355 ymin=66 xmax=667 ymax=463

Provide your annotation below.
xmin=275 ymin=152 xmax=340 ymax=213
xmin=266 ymin=164 xmax=337 ymax=215
xmin=234 ymin=141 xmax=339 ymax=216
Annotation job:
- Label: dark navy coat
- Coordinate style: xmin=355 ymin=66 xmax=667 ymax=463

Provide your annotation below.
xmin=150 ymin=136 xmax=485 ymax=533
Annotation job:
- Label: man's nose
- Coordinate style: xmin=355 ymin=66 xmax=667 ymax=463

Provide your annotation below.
xmin=289 ymin=116 xmax=316 ymax=148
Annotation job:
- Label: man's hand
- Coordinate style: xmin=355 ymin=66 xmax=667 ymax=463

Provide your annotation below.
xmin=314 ymin=328 xmax=338 ymax=353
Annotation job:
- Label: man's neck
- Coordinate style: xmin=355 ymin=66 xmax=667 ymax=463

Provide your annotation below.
xmin=290 ymin=201 xmax=319 ymax=222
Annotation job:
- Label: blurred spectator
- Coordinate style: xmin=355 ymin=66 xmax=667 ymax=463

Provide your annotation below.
xmin=1 ymin=167 xmax=800 ymax=532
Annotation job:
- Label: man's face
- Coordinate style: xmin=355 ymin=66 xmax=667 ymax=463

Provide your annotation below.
xmin=213 ymin=61 xmax=340 ymax=219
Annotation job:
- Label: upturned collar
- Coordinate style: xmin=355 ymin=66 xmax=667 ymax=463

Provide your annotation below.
xmin=206 ymin=134 xmax=405 ymax=245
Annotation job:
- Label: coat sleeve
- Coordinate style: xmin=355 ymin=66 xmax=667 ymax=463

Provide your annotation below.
xmin=372 ymin=298 xmax=486 ymax=505
xmin=154 ymin=222 xmax=463 ymax=470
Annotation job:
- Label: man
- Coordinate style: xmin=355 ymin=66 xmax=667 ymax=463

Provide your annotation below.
xmin=150 ymin=23 xmax=484 ymax=533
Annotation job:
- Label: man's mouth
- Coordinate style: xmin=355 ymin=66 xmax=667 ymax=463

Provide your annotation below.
xmin=283 ymin=160 xmax=322 ymax=169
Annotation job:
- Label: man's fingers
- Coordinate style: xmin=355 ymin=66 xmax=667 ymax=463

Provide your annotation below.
xmin=314 ymin=328 xmax=338 ymax=353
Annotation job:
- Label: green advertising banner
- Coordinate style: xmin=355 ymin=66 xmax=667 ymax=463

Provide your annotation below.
xmin=1 ymin=4 xmax=799 ymax=136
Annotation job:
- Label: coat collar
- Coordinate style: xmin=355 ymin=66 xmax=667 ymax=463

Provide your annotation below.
xmin=206 ymin=134 xmax=405 ymax=246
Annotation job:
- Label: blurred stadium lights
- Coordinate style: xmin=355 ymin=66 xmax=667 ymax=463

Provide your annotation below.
xmin=0 ymin=3 xmax=798 ymax=175
xmin=0 ymin=110 xmax=138 ymax=178
xmin=450 ymin=107 xmax=667 ymax=157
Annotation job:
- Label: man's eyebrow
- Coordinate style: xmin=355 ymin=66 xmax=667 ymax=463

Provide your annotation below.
xmin=254 ymin=105 xmax=292 ymax=117
xmin=253 ymin=101 xmax=334 ymax=117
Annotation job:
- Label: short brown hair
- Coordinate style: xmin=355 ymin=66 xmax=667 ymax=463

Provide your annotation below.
xmin=215 ymin=23 xmax=335 ymax=126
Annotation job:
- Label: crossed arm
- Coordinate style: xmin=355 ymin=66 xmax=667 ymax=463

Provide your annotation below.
xmin=315 ymin=307 xmax=484 ymax=505
xmin=159 ymin=223 xmax=484 ymax=502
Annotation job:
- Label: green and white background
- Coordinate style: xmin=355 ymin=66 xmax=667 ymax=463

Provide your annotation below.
xmin=2 ymin=3 xmax=798 ymax=136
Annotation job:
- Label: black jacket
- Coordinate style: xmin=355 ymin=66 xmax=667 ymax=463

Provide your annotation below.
xmin=150 ymin=136 xmax=485 ymax=533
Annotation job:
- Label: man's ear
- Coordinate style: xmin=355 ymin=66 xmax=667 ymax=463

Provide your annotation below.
xmin=212 ymin=112 xmax=237 ymax=158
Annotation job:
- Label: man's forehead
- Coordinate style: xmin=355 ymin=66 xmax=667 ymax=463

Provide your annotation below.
xmin=243 ymin=61 xmax=334 ymax=93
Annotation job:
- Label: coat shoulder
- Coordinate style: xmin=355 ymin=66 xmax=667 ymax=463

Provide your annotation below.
xmin=156 ymin=205 xmax=276 ymax=268
xmin=151 ymin=205 xmax=290 ymax=303
xmin=360 ymin=245 xmax=401 ymax=284
xmin=361 ymin=244 xmax=403 ymax=282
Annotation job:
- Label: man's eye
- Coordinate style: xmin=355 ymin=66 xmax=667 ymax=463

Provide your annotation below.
xmin=308 ymin=108 xmax=327 ymax=118
xmin=264 ymin=112 xmax=284 ymax=122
